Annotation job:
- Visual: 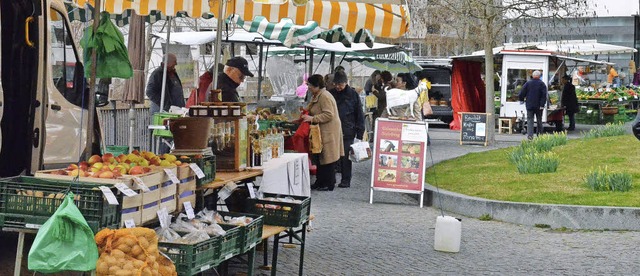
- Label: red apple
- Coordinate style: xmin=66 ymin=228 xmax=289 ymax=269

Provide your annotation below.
xmin=102 ymin=153 xmax=115 ymax=164
xmin=78 ymin=161 xmax=89 ymax=171
xmin=98 ymin=170 xmax=114 ymax=179
xmin=66 ymin=164 xmax=78 ymax=171
xmin=128 ymin=166 xmax=145 ymax=175
xmin=88 ymin=154 xmax=102 ymax=165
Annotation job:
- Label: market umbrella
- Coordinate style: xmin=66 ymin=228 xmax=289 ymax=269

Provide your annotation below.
xmin=121 ymin=11 xmax=146 ymax=152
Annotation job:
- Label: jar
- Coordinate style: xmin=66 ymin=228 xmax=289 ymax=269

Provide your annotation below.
xmin=219 ymin=106 xmax=229 ymax=116
xmin=231 ymin=106 xmax=241 ymax=116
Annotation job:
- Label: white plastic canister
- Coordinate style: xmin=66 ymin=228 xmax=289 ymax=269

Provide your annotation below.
xmin=434 ymin=215 xmax=461 ymax=253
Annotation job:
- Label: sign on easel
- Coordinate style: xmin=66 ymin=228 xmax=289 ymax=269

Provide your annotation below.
xmin=369 ymin=118 xmax=427 ymax=208
xmin=459 ymin=112 xmax=489 ymax=146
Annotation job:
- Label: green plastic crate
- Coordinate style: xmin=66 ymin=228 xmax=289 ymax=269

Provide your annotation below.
xmin=153 ymin=113 xmax=182 ymax=138
xmin=102 ymin=145 xmax=141 ymax=156
xmin=246 ymin=193 xmax=311 ymax=227
xmin=178 ymin=155 xmax=216 ymax=186
xmin=218 ymin=211 xmax=264 ymax=253
xmin=218 ymin=224 xmax=242 ymax=263
xmin=159 ymin=234 xmax=221 ymax=275
xmin=257 ymin=120 xmax=277 ymax=130
xmin=0 ymin=176 xmax=121 ymax=233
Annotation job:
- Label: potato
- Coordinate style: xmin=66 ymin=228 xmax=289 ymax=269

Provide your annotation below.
xmin=25 ymin=190 xmax=33 ymax=196
xmin=111 ymin=249 xmax=126 ymax=259
xmin=55 ymin=193 xmax=65 ymax=199
xmin=122 ymin=262 xmax=135 ymax=271
xmin=96 ymin=260 xmax=109 ymax=274
xmin=130 ymin=245 xmax=142 ymax=256
xmin=116 ymin=243 xmax=130 ymax=253
xmin=115 ymin=270 xmax=132 ymax=276
xmin=109 ymin=265 xmax=121 ymax=275
xmin=133 ymin=260 xmax=145 ymax=268
xmin=34 ymin=191 xmax=44 ymax=198
xmin=138 ymin=237 xmax=149 ymax=249
xmin=46 ymin=194 xmax=55 ymax=199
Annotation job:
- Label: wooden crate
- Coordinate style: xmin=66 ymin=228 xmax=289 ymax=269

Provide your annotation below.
xmin=160 ymin=195 xmax=177 ymax=213
xmin=176 ymin=190 xmax=197 ymax=213
xmin=34 ymin=169 xmax=132 ymax=185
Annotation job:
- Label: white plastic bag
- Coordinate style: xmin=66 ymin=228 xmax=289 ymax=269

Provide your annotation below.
xmin=349 ymin=141 xmax=372 ymax=163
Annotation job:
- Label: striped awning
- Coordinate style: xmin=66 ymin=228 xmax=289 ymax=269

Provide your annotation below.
xmin=63 ymin=3 xmax=209 ymax=27
xmin=229 ymin=15 xmax=374 ymax=48
xmin=72 ymin=0 xmax=409 ymax=39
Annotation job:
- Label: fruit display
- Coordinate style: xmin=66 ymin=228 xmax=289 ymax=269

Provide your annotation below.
xmin=576 ymin=87 xmax=640 ymax=102
xmin=48 ymin=151 xmax=182 ymax=179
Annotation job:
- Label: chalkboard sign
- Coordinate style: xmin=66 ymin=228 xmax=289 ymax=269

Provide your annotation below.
xmin=460 ymin=112 xmax=489 ymax=146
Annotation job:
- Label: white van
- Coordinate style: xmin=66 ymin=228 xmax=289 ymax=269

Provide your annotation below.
xmin=0 ymin=0 xmax=92 ymax=177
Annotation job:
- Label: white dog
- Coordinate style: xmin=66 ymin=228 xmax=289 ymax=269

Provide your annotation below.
xmin=385 ymin=81 xmax=428 ymax=118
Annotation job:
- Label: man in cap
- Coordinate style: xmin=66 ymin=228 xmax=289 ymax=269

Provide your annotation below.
xmin=217 ymin=56 xmax=254 ymax=102
xmin=518 ymin=70 xmax=548 ymax=140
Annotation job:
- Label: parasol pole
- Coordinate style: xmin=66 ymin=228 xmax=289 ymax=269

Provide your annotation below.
xmin=211 ymin=0 xmax=227 ymax=94
xmin=159 ymin=17 xmax=172 ymax=112
xmin=86 ymin=0 xmax=101 ymax=160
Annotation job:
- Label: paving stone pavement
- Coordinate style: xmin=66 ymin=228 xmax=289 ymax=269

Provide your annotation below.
xmin=224 ymin=124 xmax=640 ymax=276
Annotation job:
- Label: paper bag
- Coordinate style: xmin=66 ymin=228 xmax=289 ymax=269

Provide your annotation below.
xmin=349 ymin=141 xmax=372 ymax=163
xmin=309 ymin=124 xmax=323 ymax=154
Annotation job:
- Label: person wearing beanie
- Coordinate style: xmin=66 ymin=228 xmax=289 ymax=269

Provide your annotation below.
xmin=329 ymin=71 xmax=364 ymax=188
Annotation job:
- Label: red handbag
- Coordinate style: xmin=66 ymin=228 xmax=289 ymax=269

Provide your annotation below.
xmin=292 ymin=110 xmax=310 ymax=153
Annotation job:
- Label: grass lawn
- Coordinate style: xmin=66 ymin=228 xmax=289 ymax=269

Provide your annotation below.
xmin=425 ymin=134 xmax=640 ymax=207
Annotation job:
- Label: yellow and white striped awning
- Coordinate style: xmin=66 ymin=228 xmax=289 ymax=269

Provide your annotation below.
xmin=73 ymin=0 xmax=409 ymax=39
xmin=229 ymin=0 xmax=409 ymax=39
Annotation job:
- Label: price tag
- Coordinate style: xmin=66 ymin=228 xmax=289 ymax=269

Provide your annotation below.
xmin=247 ymin=183 xmax=256 ymax=199
xmin=115 ymin=183 xmax=138 ymax=197
xmin=217 ymin=198 xmax=229 ymax=212
xmin=634 ymin=95 xmax=638 ymax=99
xmin=619 ymin=97 xmax=624 ymax=102
xmin=587 ymin=110 xmax=593 ymax=114
xmin=157 ymin=208 xmax=169 ymax=228
xmin=124 ymin=219 xmax=136 ymax=228
xmin=624 ymin=96 xmax=628 ymax=100
xmin=99 ymin=186 xmax=119 ymax=205
xmin=189 ymin=163 xmax=206 ymax=179
xmin=164 ymin=168 xmax=180 ymax=184
xmin=183 ymin=201 xmax=196 ymax=219
xmin=133 ymin=177 xmax=151 ymax=192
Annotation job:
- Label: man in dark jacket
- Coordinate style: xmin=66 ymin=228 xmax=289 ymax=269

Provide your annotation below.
xmin=518 ymin=70 xmax=548 ymax=139
xmin=561 ymin=75 xmax=578 ymax=131
xmin=329 ymin=71 xmax=365 ymax=188
xmin=146 ymin=53 xmax=185 ymax=114
xmin=217 ymin=57 xmax=254 ymax=102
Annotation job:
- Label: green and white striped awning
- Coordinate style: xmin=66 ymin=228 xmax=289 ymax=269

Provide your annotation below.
xmin=228 ymin=15 xmax=374 ymax=48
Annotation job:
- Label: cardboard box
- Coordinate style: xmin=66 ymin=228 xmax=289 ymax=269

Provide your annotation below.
xmin=160 ymin=195 xmax=177 ymax=213
xmin=176 ymin=190 xmax=197 ymax=213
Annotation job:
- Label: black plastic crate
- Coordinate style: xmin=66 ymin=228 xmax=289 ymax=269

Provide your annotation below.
xmin=0 ymin=176 xmax=121 ymax=233
xmin=246 ymin=193 xmax=310 ymax=227
xmin=178 ymin=155 xmax=216 ymax=187
xmin=159 ymin=234 xmax=221 ymax=275
xmin=218 ymin=211 xmax=264 ymax=253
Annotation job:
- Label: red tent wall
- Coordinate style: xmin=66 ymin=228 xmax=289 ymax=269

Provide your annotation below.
xmin=449 ymin=60 xmax=486 ymax=130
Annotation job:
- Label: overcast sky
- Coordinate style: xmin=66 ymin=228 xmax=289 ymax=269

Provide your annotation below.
xmin=592 ymin=0 xmax=639 ymax=16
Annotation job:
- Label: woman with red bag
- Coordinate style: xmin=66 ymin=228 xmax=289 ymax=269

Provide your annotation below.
xmin=301 ymin=75 xmax=344 ymax=191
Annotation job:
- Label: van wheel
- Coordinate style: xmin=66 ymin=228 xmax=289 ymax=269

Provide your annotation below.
xmin=440 ymin=116 xmax=453 ymax=124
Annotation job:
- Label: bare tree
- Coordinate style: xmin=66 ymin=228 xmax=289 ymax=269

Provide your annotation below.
xmin=428 ymin=0 xmax=592 ymax=144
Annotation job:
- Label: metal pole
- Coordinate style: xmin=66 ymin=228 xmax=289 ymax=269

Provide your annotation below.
xmin=86 ymin=0 xmax=101 ymax=160
xmin=330 ymin=52 xmax=336 ymax=73
xmin=257 ymin=44 xmax=264 ymax=101
xmin=308 ymin=48 xmax=314 ymax=77
xmin=159 ymin=17 xmax=172 ymax=112
xmin=212 ymin=0 xmax=226 ymax=92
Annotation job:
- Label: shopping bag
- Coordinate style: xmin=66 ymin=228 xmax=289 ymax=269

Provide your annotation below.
xmin=349 ymin=141 xmax=372 ymax=163
xmin=28 ymin=192 xmax=99 ymax=273
xmin=365 ymin=95 xmax=378 ymax=109
xmin=422 ymin=101 xmax=433 ymax=116
xmin=309 ymin=124 xmax=323 ymax=154
xmin=293 ymin=121 xmax=311 ymax=153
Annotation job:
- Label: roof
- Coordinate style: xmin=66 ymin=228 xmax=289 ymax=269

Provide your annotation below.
xmin=471 ymin=40 xmax=637 ymax=56
xmin=152 ymin=29 xmax=283 ymax=46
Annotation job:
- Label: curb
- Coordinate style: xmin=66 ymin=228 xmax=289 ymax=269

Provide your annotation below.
xmin=422 ymin=184 xmax=640 ymax=230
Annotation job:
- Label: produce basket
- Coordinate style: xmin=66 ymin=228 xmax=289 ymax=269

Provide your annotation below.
xmin=178 ymin=155 xmax=216 ymax=186
xmin=218 ymin=224 xmax=242 ymax=263
xmin=246 ymin=193 xmax=311 ymax=227
xmin=601 ymin=106 xmax=619 ymax=115
xmin=0 ymin=176 xmax=121 ymax=233
xmin=159 ymin=234 xmax=221 ymax=276
xmin=218 ymin=211 xmax=264 ymax=253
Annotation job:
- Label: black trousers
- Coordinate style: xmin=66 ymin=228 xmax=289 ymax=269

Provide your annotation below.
xmin=316 ymin=161 xmax=337 ymax=188
xmin=339 ymin=136 xmax=354 ymax=185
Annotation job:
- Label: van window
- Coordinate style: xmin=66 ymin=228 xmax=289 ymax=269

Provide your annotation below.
xmin=50 ymin=9 xmax=82 ymax=107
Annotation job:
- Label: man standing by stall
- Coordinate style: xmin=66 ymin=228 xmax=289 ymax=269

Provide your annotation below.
xmin=561 ymin=75 xmax=578 ymax=131
xmin=330 ymin=71 xmax=365 ymax=188
xmin=146 ymin=53 xmax=185 ymax=114
xmin=217 ymin=57 xmax=254 ymax=102
xmin=518 ymin=70 xmax=547 ymax=140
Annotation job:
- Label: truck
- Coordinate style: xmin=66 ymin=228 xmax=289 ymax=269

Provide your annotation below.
xmin=0 ymin=0 xmax=94 ymax=177
xmin=415 ymin=58 xmax=453 ymax=124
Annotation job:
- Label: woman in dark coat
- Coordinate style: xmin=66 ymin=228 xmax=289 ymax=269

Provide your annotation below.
xmin=561 ymin=75 xmax=579 ymax=131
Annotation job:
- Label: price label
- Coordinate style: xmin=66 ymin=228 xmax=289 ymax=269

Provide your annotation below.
xmin=115 ymin=183 xmax=138 ymax=197
xmin=587 ymin=110 xmax=593 ymax=114
xmin=619 ymin=97 xmax=624 ymax=102
xmin=164 ymin=168 xmax=180 ymax=184
xmin=634 ymin=95 xmax=638 ymax=99
xmin=157 ymin=208 xmax=169 ymax=228
xmin=124 ymin=219 xmax=136 ymax=228
xmin=624 ymin=96 xmax=629 ymax=100
xmin=189 ymin=163 xmax=206 ymax=179
xmin=99 ymin=186 xmax=119 ymax=205
xmin=247 ymin=183 xmax=256 ymax=199
xmin=183 ymin=201 xmax=196 ymax=219
xmin=217 ymin=198 xmax=229 ymax=212
xmin=133 ymin=177 xmax=150 ymax=192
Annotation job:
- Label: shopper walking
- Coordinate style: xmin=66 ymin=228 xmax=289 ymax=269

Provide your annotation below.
xmin=329 ymin=71 xmax=365 ymax=188
xmin=518 ymin=70 xmax=548 ymax=140
xmin=561 ymin=75 xmax=578 ymax=131
xmin=301 ymin=75 xmax=344 ymax=191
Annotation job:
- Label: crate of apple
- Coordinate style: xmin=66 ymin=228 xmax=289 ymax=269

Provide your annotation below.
xmin=51 ymin=151 xmax=182 ymax=179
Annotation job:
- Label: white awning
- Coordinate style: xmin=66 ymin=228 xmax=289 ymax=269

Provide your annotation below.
xmin=152 ymin=29 xmax=283 ymax=46
xmin=471 ymin=40 xmax=637 ymax=56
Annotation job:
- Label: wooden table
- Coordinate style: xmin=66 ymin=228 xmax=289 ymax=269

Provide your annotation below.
xmin=199 ymin=170 xmax=263 ymax=190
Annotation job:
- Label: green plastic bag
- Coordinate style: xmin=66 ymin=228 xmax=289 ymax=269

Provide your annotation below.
xmin=27 ymin=192 xmax=99 ymax=273
xmin=81 ymin=12 xmax=133 ymax=79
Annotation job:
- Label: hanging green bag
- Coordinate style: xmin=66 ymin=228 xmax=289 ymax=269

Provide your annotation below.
xmin=27 ymin=192 xmax=99 ymax=273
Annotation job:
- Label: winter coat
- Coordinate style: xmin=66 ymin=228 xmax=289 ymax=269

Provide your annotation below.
xmin=330 ymin=85 xmax=365 ymax=139
xmin=562 ymin=82 xmax=579 ymax=114
xmin=146 ymin=67 xmax=185 ymax=113
xmin=518 ymin=78 xmax=548 ymax=110
xmin=307 ymin=89 xmax=344 ymax=165
xmin=217 ymin=73 xmax=241 ymax=102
